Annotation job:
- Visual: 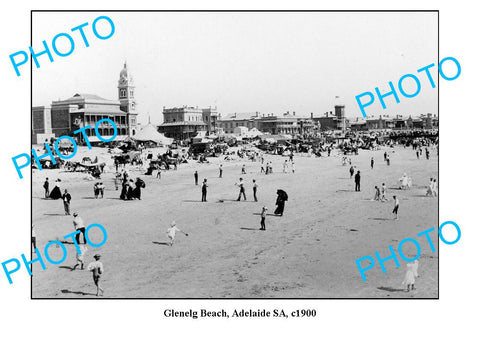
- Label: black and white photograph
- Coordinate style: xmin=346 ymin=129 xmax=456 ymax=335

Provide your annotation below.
xmin=30 ymin=11 xmax=439 ymax=298
xmin=3 ymin=0 xmax=480 ymax=338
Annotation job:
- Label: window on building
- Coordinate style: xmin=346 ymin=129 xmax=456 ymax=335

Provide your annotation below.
xmin=130 ymin=90 xmax=134 ymax=97
xmin=120 ymin=89 xmax=126 ymax=98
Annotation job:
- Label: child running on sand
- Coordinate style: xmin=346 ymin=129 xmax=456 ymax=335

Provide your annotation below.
xmin=166 ymin=221 xmax=188 ymax=246
xmin=72 ymin=245 xmax=87 ymax=271
xmin=87 ymin=254 xmax=104 ymax=296
xmin=402 ymin=259 xmax=419 ymax=292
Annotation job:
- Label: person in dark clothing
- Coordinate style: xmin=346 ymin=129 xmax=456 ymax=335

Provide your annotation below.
xmin=371 ymin=157 xmax=374 ymax=169
xmin=252 ymin=179 xmax=258 ymax=202
xmin=132 ymin=178 xmax=145 ymax=200
xmin=349 ymin=166 xmax=354 ymax=179
xmin=127 ymin=179 xmax=135 ymax=200
xmin=43 ymin=178 xmax=50 ymax=198
xmin=201 ymin=179 xmax=208 ymax=202
xmin=62 ymin=189 xmax=71 ymax=215
xmin=384 ymin=152 xmax=387 ymax=161
xmin=274 ymin=189 xmax=288 ymax=216
xmin=120 ymin=182 xmax=128 ymax=200
xmin=194 ymin=171 xmax=199 ymax=185
xmin=355 ymin=171 xmax=361 ymax=192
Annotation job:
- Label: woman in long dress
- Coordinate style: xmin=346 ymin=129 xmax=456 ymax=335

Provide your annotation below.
xmin=49 ymin=179 xmax=62 ymax=200
xmin=402 ymin=260 xmax=419 ymax=292
xmin=274 ymin=189 xmax=288 ymax=216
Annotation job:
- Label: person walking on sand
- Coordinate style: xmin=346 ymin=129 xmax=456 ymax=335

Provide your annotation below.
xmin=166 ymin=221 xmax=188 ymax=246
xmin=283 ymin=160 xmax=288 ymax=173
xmin=380 ymin=183 xmax=387 ymax=202
xmin=72 ymin=212 xmax=87 ymax=244
xmin=416 ymin=150 xmax=420 ymax=159
xmin=194 ymin=171 xmax=198 ymax=185
xmin=241 ymin=164 xmax=246 ymax=174
xmin=260 ymin=206 xmax=267 ymax=231
xmin=354 ymin=171 xmax=361 ymax=192
xmin=201 ymin=179 xmax=208 ymax=202
xmin=402 ymin=259 xmax=419 ymax=292
xmin=87 ymin=254 xmax=104 ymax=296
xmin=371 ymin=157 xmax=374 ymax=169
xmin=236 ymin=178 xmax=247 ymax=201
xmin=373 ymin=186 xmax=380 ymax=201
xmin=291 ymin=162 xmax=295 ymax=174
xmin=392 ymin=195 xmax=399 ymax=220
xmin=72 ymin=245 xmax=87 ymax=271
xmin=432 ymin=179 xmax=438 ymax=196
xmin=386 ymin=155 xmax=391 ymax=166
xmin=114 ymin=172 xmax=121 ymax=190
xmin=252 ymin=179 xmax=258 ymax=202
xmin=32 ymin=225 xmax=37 ymax=252
xmin=43 ymin=177 xmax=50 ymax=198
xmin=349 ymin=165 xmax=354 ymax=179
xmin=62 ymin=189 xmax=71 ymax=215
xmin=384 ymin=151 xmax=387 ymax=161
xmin=219 ymin=164 xmax=223 ymax=178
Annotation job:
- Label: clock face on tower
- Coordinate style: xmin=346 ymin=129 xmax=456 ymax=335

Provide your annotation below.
xmin=120 ymin=77 xmax=127 ymax=85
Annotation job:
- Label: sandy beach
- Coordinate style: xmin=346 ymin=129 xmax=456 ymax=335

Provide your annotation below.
xmin=31 ymin=145 xmax=438 ymax=298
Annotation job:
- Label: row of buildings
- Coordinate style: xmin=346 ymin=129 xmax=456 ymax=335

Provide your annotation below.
xmin=32 ymin=63 xmax=438 ymax=144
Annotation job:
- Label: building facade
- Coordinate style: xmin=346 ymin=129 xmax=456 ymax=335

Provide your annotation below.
xmin=159 ymin=106 xmax=208 ymax=140
xmin=216 ymin=112 xmax=261 ymax=134
xmin=32 ymin=62 xmax=139 ymax=144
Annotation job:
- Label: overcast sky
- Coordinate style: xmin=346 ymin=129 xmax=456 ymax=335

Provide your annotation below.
xmin=32 ymin=11 xmax=438 ymax=125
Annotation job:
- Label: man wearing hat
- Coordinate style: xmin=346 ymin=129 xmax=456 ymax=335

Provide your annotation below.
xmin=87 ymin=254 xmax=104 ymax=296
xmin=72 ymin=212 xmax=87 ymax=244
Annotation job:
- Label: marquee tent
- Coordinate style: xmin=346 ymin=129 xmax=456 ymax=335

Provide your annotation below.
xmin=133 ymin=123 xmax=173 ymax=146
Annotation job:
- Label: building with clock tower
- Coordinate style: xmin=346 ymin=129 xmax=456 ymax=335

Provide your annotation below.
xmin=118 ymin=61 xmax=138 ymax=136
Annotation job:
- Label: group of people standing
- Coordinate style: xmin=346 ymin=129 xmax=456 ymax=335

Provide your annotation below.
xmin=43 ymin=177 xmax=72 ymax=215
xmin=119 ymin=170 xmax=146 ymax=200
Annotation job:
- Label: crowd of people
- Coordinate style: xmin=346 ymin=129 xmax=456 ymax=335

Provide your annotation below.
xmin=35 ymin=134 xmax=438 ymax=296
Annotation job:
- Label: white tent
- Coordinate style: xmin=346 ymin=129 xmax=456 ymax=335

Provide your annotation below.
xmin=246 ymin=128 xmax=263 ymax=138
xmin=133 ymin=124 xmax=173 ymax=146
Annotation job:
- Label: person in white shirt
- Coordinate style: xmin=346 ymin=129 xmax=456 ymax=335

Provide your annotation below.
xmin=72 ymin=212 xmax=86 ymax=244
xmin=402 ymin=260 xmax=419 ymax=292
xmin=87 ymin=254 xmax=104 ymax=296
xmin=236 ymin=178 xmax=246 ymax=201
xmin=72 ymin=245 xmax=87 ymax=271
xmin=166 ymin=221 xmax=188 ymax=246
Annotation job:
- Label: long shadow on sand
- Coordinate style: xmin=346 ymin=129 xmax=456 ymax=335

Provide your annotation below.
xmin=153 ymin=241 xmax=170 ymax=246
xmin=336 ymin=189 xmax=355 ymax=192
xmin=252 ymin=213 xmax=281 ymax=217
xmin=43 ymin=213 xmax=66 ymax=216
xmin=218 ymin=199 xmax=255 ymax=203
xmin=240 ymin=227 xmax=260 ymax=231
xmin=377 ymin=286 xmax=406 ymax=292
xmin=61 ymin=289 xmax=96 ymax=296
xmin=48 ymin=240 xmax=75 ymax=245
xmin=59 ymin=265 xmax=74 ymax=270
xmin=183 ymin=200 xmax=202 ymax=203
xmin=369 ymin=217 xmax=391 ymax=221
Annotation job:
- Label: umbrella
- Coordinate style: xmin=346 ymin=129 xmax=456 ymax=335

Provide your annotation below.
xmin=277 ymin=189 xmax=288 ymax=201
